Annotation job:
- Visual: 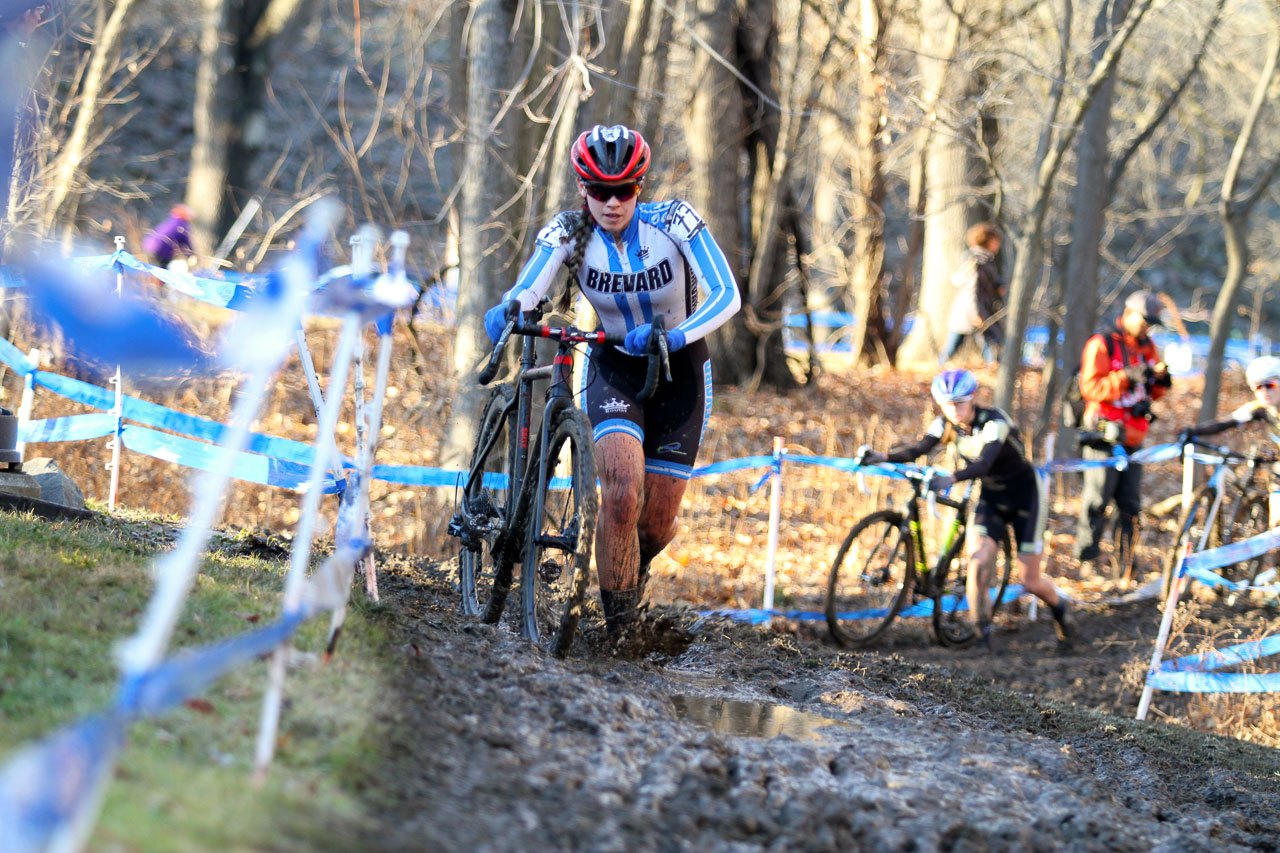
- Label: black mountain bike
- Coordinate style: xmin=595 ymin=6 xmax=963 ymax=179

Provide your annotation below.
xmin=449 ymin=302 xmax=668 ymax=656
xmin=826 ymin=461 xmax=1013 ymax=648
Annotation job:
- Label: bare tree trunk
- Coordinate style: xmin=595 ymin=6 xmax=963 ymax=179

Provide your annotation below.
xmin=43 ymin=0 xmax=139 ymax=236
xmin=995 ymin=0 xmax=1156 ymax=410
xmin=1061 ymin=0 xmax=1130 ymax=408
xmin=847 ymin=0 xmax=889 ymax=365
xmin=684 ymin=0 xmax=746 ymax=381
xmin=440 ymin=0 xmax=521 ymax=467
xmin=1200 ymin=21 xmax=1280 ymax=421
xmin=895 ymin=0 xmax=963 ymax=367
xmin=630 ymin=2 xmax=675 ymax=132
xmin=185 ymin=0 xmax=309 ymax=253
xmin=892 ymin=133 xmax=927 ymax=355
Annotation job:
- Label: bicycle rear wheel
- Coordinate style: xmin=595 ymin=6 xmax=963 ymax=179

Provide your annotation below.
xmin=1163 ymin=485 xmax=1221 ymax=603
xmin=826 ymin=510 xmax=914 ymax=648
xmin=989 ymin=528 xmax=1014 ymax=619
xmin=933 ymin=527 xmax=1012 ymax=645
xmin=519 ymin=406 xmax=597 ymax=657
xmin=456 ymin=384 xmax=517 ymax=621
xmin=1223 ymin=493 xmax=1269 ymax=606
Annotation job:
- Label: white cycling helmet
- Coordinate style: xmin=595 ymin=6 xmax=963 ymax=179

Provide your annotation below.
xmin=1245 ymin=355 xmax=1280 ymax=389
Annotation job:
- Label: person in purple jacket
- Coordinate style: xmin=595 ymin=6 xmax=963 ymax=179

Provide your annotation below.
xmin=143 ymin=204 xmax=196 ymax=268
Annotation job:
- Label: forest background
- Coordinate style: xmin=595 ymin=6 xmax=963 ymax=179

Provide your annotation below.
xmin=6 ymin=0 xmax=1280 ymax=474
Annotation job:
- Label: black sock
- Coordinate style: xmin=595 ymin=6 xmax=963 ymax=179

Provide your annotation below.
xmin=1049 ymin=600 xmax=1068 ymax=622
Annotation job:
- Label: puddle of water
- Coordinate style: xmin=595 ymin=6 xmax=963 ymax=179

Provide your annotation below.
xmin=669 ymin=693 xmax=854 ymax=741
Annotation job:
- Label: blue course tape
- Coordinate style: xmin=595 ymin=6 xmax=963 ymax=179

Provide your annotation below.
xmin=0 ymin=711 xmax=126 ymax=852
xmin=0 ymin=610 xmax=310 ymax=850
xmin=122 ymin=426 xmax=343 ymax=494
xmin=20 ymin=414 xmax=118 ymax=444
xmin=0 ymin=334 xmax=34 ymax=375
xmin=690 ymin=455 xmax=775 ymax=478
xmin=1145 ymin=670 xmax=1280 ymax=694
xmin=1182 ymin=527 xmax=1280 ymax=576
xmin=31 ymin=369 xmax=348 ymax=468
xmin=1159 ymin=634 xmax=1280 ymax=674
xmin=117 ymin=612 xmax=307 ymax=716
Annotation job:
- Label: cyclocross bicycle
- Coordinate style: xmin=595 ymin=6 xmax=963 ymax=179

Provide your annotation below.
xmin=1163 ymin=435 xmax=1274 ymax=605
xmin=825 ymin=460 xmax=1013 ymax=648
xmin=449 ymin=301 xmax=668 ymax=656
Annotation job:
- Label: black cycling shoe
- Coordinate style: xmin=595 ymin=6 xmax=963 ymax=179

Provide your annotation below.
xmin=1075 ymin=545 xmax=1101 ymax=562
xmin=1050 ymin=600 xmax=1075 ymax=646
xmin=976 ymin=622 xmax=995 ymax=653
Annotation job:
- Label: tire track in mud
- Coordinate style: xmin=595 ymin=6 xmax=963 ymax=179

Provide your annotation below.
xmin=350 ymin=556 xmax=1280 ymax=851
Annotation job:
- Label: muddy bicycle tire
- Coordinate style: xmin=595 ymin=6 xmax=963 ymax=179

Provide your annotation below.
xmin=826 ymin=510 xmax=914 ymax=648
xmin=1163 ymin=485 xmax=1222 ymax=604
xmin=1222 ymin=492 xmax=1269 ymax=606
xmin=518 ymin=405 xmax=597 ymax=657
xmin=457 ymin=384 xmax=517 ymax=622
xmin=931 ymin=527 xmax=1012 ymax=647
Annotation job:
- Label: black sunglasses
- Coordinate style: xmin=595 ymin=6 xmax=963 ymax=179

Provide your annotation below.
xmin=582 ymin=181 xmax=641 ymax=202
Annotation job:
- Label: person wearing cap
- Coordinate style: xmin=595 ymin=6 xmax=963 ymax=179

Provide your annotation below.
xmin=1073 ymin=290 xmax=1172 ymax=562
xmin=143 ymin=204 xmax=197 ymax=269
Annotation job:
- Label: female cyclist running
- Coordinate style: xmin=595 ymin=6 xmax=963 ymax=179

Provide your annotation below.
xmin=483 ymin=124 xmax=741 ymax=641
xmin=862 ymin=369 xmax=1073 ymax=648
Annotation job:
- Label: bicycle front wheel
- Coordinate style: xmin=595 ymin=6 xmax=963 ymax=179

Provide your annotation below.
xmin=519 ymin=407 xmax=597 ymax=657
xmin=1163 ymin=485 xmax=1221 ymax=603
xmin=1223 ymin=493 xmax=1269 ymax=605
xmin=457 ymin=384 xmax=517 ymax=621
xmin=826 ymin=510 xmax=914 ymax=648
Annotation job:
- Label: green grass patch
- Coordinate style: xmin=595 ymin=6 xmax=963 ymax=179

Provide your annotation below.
xmin=0 ymin=508 xmax=395 ymax=849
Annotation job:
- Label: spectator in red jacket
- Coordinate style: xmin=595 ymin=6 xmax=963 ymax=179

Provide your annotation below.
xmin=1073 ymin=291 xmax=1172 ymax=562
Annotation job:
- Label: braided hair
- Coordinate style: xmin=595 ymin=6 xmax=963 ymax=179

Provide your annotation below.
xmin=555 ymin=204 xmax=594 ymax=316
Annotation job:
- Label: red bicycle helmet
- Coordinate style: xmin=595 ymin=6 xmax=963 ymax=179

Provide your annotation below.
xmin=571 ymin=125 xmax=651 ymax=183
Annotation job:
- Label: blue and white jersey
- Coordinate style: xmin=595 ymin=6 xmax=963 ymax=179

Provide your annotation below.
xmin=502 ymin=199 xmax=741 ymax=351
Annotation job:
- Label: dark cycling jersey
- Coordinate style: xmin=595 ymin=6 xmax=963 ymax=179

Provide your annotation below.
xmin=885 ymin=406 xmax=1033 ymax=490
xmin=886 ymin=406 xmax=1044 ymax=552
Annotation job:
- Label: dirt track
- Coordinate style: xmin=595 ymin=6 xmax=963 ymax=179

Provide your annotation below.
xmin=337 ymin=555 xmax=1280 ymax=852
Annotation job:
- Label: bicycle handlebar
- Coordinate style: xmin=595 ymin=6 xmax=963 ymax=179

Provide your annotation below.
xmin=637 ymin=314 xmax=672 ymax=404
xmin=1177 ymin=434 xmax=1275 ymax=465
xmin=479 ymin=305 xmax=672 ymax=402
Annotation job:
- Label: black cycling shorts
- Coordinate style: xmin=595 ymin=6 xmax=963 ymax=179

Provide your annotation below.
xmin=972 ymin=469 xmax=1047 ymax=555
xmin=579 ymin=339 xmax=711 ymax=480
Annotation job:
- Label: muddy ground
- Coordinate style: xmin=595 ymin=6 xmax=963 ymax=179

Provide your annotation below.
xmin=329 ymin=549 xmax=1280 ymax=853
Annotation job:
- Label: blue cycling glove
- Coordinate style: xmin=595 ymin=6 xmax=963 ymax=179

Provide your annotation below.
xmin=624 ymin=324 xmax=686 ymax=355
xmin=484 ymin=300 xmax=519 ymax=344
xmin=928 ymin=472 xmax=954 ymax=493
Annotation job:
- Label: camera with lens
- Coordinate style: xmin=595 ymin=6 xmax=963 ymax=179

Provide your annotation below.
xmin=1130 ymin=398 xmax=1156 ymax=422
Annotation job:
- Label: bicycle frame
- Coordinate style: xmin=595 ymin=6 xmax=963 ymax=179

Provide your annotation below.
xmin=904 ymin=479 xmax=976 ymax=595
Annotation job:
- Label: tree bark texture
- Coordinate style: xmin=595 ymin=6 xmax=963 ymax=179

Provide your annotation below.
xmin=1061 ymin=0 xmax=1129 ymax=413
xmin=1200 ymin=21 xmax=1280 ymax=422
xmin=441 ymin=0 xmax=522 ymax=468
